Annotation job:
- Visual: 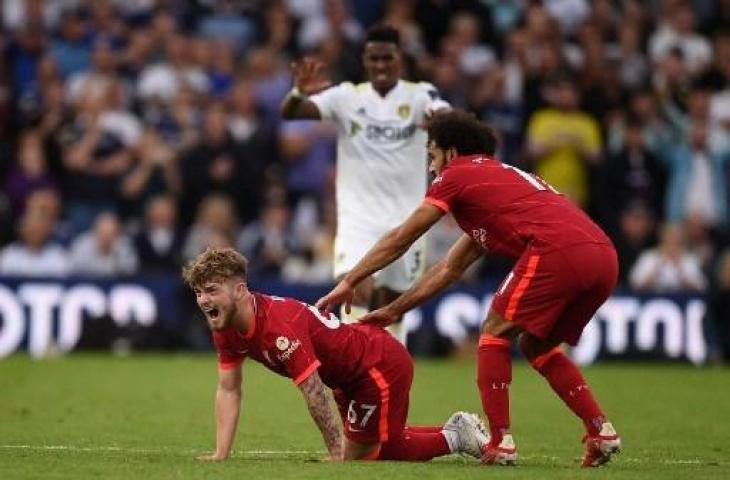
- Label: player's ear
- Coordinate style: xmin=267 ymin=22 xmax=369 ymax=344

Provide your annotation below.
xmin=233 ymin=281 xmax=247 ymax=299
xmin=446 ymin=147 xmax=458 ymax=162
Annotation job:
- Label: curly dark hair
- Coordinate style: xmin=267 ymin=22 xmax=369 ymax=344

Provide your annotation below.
xmin=427 ymin=110 xmax=499 ymax=156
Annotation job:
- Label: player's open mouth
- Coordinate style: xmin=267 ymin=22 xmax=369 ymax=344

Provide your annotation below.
xmin=205 ymin=308 xmax=219 ymax=319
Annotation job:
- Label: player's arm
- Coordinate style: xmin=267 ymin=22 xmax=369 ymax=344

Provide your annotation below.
xmin=316 ymin=203 xmax=445 ymax=313
xmin=199 ymin=365 xmax=243 ymax=461
xmin=360 ymin=234 xmax=483 ymax=326
xmin=297 ymin=370 xmax=344 ymax=461
xmin=280 ymin=57 xmax=331 ymax=120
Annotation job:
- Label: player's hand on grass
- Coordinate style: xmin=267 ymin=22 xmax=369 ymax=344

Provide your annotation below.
xmin=359 ymin=307 xmax=398 ymax=327
xmin=291 ymin=57 xmax=332 ymax=95
xmin=315 ymin=279 xmax=355 ymax=315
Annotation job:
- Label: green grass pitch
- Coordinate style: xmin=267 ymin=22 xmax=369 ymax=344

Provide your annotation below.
xmin=1 ymin=354 xmax=729 ymax=479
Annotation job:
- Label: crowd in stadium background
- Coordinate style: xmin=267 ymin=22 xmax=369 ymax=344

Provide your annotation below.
xmin=0 ymin=0 xmax=729 ymax=357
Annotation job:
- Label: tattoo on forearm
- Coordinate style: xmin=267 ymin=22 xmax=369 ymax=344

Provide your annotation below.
xmin=300 ymin=373 xmax=342 ymax=456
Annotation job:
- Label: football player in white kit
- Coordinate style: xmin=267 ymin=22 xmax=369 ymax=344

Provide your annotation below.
xmin=280 ymin=25 xmax=449 ymax=342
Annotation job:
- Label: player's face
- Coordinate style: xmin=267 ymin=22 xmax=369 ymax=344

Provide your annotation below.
xmin=428 ymin=141 xmax=448 ymax=176
xmin=194 ymin=278 xmax=240 ymax=331
xmin=362 ymin=42 xmax=402 ymax=94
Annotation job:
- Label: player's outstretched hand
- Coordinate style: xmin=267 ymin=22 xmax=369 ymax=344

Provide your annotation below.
xmin=196 ymin=453 xmax=227 ymax=462
xmin=359 ymin=307 xmax=398 ymax=327
xmin=315 ymin=279 xmax=355 ymax=315
xmin=291 ymin=57 xmax=332 ymax=95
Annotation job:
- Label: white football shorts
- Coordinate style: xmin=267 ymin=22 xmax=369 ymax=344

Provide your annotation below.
xmin=333 ymin=228 xmax=427 ymax=292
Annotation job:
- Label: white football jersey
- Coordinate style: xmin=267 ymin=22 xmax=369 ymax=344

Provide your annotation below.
xmin=310 ymin=80 xmax=449 ymax=235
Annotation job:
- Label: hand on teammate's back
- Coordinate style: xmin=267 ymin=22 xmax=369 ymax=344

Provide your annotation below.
xmin=291 ymin=57 xmax=332 ymax=95
xmin=315 ymin=279 xmax=355 ymax=314
xmin=358 ymin=307 xmax=398 ymax=327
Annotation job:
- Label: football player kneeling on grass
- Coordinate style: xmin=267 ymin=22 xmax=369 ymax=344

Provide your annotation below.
xmin=183 ymin=247 xmax=487 ymax=462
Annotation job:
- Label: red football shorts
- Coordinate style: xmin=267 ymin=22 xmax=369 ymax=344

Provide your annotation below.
xmin=491 ymin=242 xmax=618 ymax=345
xmin=333 ymin=331 xmax=413 ymax=445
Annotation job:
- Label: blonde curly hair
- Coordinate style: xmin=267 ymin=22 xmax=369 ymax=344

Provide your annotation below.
xmin=182 ymin=247 xmax=248 ymax=288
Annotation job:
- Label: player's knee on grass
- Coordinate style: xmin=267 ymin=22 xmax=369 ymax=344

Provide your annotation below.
xmin=343 ymin=438 xmax=381 ymax=461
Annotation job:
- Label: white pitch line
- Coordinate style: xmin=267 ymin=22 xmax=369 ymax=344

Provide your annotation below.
xmin=0 ymin=445 xmax=725 ymax=466
xmin=0 ymin=445 xmax=316 ymax=456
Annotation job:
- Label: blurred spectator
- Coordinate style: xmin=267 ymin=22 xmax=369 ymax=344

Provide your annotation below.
xmin=629 ymin=223 xmax=706 ymax=292
xmin=444 ymin=11 xmax=496 ymax=78
xmin=243 ymin=46 xmax=292 ymax=122
xmin=473 ymin=66 xmax=524 ymax=166
xmin=61 ymin=85 xmax=140 ymax=233
xmin=0 ymin=209 xmax=69 ymax=277
xmin=544 ymin=0 xmax=590 ymax=36
xmin=3 ymin=130 xmax=59 ymax=218
xmin=526 ymin=74 xmax=601 ymax=208
xmin=65 ymin=39 xmax=118 ymax=105
xmin=24 ymin=188 xmax=68 ymax=243
xmin=649 ymin=1 xmax=713 ymax=75
xmin=182 ymin=193 xmax=239 ymax=263
xmin=2 ymin=0 xmax=65 ymax=32
xmin=51 ymin=9 xmax=92 ymax=78
xmin=599 ymin=117 xmax=667 ymax=232
xmin=197 ymin=0 xmax=256 ymax=53
xmin=614 ymin=22 xmax=650 ymax=92
xmin=120 ymin=128 xmax=180 ymax=218
xmin=136 ymin=33 xmax=209 ymax=103
xmin=179 ymin=101 xmax=265 ymax=226
xmin=707 ymin=248 xmax=730 ymax=362
xmin=279 ymin=120 xmax=336 ymax=204
xmin=654 ymin=119 xmax=730 ymax=230
xmin=69 ymin=212 xmax=138 ymax=276
xmin=611 ymin=201 xmax=658 ymax=286
xmin=237 ymin=200 xmax=299 ymax=279
xmin=133 ymin=194 xmax=182 ymax=272
xmin=298 ymin=0 xmax=364 ymax=52
xmin=7 ymin=22 xmax=47 ymax=98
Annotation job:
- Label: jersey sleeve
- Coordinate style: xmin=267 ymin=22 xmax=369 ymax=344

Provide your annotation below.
xmin=425 ymin=169 xmax=461 ymax=212
xmin=418 ymin=82 xmax=450 ymax=115
xmin=263 ymin=323 xmax=321 ymax=385
xmin=212 ymin=332 xmax=246 ymax=371
xmin=309 ymin=83 xmax=350 ymax=122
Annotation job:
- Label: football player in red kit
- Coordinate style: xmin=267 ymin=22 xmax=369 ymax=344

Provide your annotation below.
xmin=317 ymin=110 xmax=622 ymax=467
xmin=182 ymin=247 xmax=487 ymax=462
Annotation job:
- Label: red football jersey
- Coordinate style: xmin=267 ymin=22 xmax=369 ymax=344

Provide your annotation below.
xmin=425 ymin=155 xmax=611 ymax=258
xmin=212 ymin=293 xmax=390 ymax=387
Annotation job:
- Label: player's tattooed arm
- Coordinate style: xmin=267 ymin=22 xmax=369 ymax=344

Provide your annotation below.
xmin=298 ymin=370 xmax=344 ymax=461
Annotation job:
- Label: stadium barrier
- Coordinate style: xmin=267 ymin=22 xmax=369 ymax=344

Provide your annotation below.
xmin=0 ymin=276 xmax=708 ymax=364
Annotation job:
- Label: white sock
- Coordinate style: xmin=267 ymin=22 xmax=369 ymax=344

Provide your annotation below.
xmin=441 ymin=429 xmax=459 ymax=453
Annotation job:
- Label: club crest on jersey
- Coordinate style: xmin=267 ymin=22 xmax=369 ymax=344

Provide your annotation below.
xmin=349 ymin=120 xmax=362 ymax=137
xmin=397 ymin=104 xmax=411 ymax=119
xmin=276 ymin=336 xmax=290 ymax=351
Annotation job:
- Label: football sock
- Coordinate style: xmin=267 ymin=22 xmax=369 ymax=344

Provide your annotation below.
xmin=530 ymin=348 xmax=605 ymax=435
xmin=477 ymin=334 xmax=512 ymax=445
xmin=378 ymin=430 xmax=450 ymax=461
xmin=339 ymin=304 xmax=369 ymax=324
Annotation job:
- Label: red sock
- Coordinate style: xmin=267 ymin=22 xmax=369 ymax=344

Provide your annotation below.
xmin=477 ymin=334 xmax=512 ymax=445
xmin=405 ymin=425 xmax=443 ymax=434
xmin=378 ymin=430 xmax=450 ymax=461
xmin=531 ymin=348 xmax=605 ymax=435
